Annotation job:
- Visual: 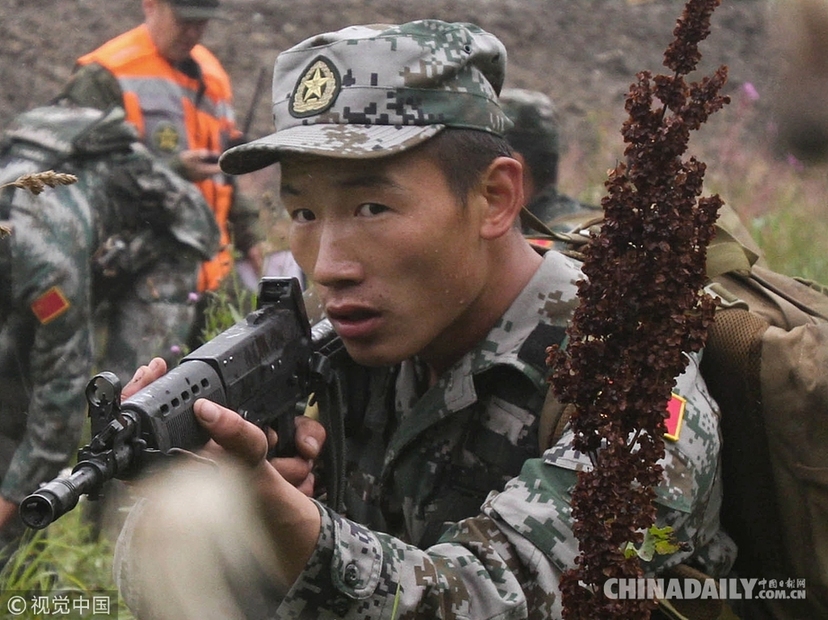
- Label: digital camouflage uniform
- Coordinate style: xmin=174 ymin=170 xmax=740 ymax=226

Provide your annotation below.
xmin=266 ymin=252 xmax=735 ymax=619
xmin=114 ymin=20 xmax=735 ymax=619
xmin=0 ymin=105 xmax=218 ymax=545
xmin=116 ymin=251 xmax=735 ymax=619
xmin=336 ymin=250 xmax=581 ymax=550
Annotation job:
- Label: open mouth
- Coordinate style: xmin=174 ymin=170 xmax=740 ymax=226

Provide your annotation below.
xmin=326 ymin=306 xmax=382 ymax=339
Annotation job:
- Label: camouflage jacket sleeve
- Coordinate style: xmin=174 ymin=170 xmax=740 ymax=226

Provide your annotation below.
xmin=278 ymin=500 xmax=553 ymax=619
xmin=524 ymin=350 xmax=736 ymax=578
xmin=1 ymin=188 xmax=93 ymax=503
xmin=274 ymin=352 xmax=735 ymax=619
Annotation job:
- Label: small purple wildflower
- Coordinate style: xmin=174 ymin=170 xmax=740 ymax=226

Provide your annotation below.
xmin=741 ymin=82 xmax=759 ymax=102
xmin=786 ymin=152 xmax=805 ymax=171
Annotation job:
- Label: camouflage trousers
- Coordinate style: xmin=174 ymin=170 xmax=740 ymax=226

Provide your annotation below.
xmin=89 ymin=254 xmax=201 ymax=540
xmin=95 ymin=253 xmax=200 ymax=383
xmin=0 ymin=401 xmax=27 ymax=562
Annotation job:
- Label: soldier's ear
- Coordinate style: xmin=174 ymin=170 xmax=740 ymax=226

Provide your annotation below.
xmin=478 ymin=156 xmax=524 ymax=240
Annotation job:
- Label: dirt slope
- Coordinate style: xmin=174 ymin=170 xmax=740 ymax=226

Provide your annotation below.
xmin=0 ymin=0 xmax=777 ymax=159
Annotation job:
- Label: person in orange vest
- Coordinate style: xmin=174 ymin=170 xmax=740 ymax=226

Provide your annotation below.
xmin=61 ymin=0 xmax=263 ymax=342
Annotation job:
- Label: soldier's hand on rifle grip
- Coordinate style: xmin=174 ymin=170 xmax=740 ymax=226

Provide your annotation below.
xmin=269 ymin=416 xmax=325 ymax=497
xmin=193 ymin=399 xmax=269 ymax=468
xmin=188 ymin=398 xmax=322 ymax=585
xmin=122 ymin=355 xmax=324 ymax=497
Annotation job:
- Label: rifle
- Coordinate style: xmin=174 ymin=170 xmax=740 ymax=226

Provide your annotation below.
xmin=240 ymin=66 xmax=269 ymax=141
xmin=19 ymin=277 xmax=344 ymax=530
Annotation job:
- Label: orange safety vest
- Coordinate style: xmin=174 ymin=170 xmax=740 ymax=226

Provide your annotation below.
xmin=78 ymin=25 xmax=237 ymax=291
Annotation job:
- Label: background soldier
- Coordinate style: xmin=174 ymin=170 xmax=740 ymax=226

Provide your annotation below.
xmin=499 ymin=87 xmax=600 ymax=233
xmin=60 ymin=0 xmax=263 ymax=344
xmin=0 ymin=103 xmax=218 ymax=555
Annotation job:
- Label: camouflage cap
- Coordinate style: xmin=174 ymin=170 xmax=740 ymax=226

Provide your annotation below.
xmin=499 ymin=88 xmax=560 ymax=160
xmin=166 ymin=0 xmax=224 ymax=21
xmin=220 ymin=20 xmax=511 ymax=175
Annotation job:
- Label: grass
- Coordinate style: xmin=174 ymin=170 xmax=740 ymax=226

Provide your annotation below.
xmin=5 ymin=83 xmax=828 ymax=615
xmin=199 ymin=268 xmax=258 ymax=342
xmin=0 ymin=275 xmax=258 ymax=617
xmin=0 ymin=502 xmax=132 ymax=619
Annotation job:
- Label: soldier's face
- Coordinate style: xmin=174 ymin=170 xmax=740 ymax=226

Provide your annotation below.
xmin=283 ymin=148 xmax=495 ymax=372
xmin=144 ymin=0 xmax=209 ymax=63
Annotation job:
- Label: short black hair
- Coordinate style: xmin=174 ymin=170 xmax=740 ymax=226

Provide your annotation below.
xmin=418 ymin=128 xmax=513 ymax=206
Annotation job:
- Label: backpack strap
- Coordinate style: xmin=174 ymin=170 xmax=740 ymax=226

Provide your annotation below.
xmin=706 ymin=228 xmax=755 ymax=277
xmin=705 ymin=204 xmax=763 ymax=278
xmin=538 ymin=389 xmax=576 ymax=453
xmin=520 ymin=206 xmax=592 ymax=260
xmin=750 ymin=266 xmax=828 ymax=323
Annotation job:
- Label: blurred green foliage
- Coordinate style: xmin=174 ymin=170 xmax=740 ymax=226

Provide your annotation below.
xmin=0 ymin=503 xmax=134 ymax=619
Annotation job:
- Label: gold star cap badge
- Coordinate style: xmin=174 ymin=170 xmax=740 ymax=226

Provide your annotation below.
xmin=290 ymin=57 xmax=340 ymax=117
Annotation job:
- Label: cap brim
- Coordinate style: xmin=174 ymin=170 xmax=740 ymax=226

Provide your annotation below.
xmin=220 ymin=123 xmax=444 ymax=175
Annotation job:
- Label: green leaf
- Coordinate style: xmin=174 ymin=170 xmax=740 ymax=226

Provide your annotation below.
xmin=623 ymin=525 xmax=681 ymax=561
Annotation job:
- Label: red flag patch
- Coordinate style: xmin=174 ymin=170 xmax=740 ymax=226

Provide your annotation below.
xmin=30 ymin=286 xmax=70 ymax=324
xmin=664 ymin=393 xmax=686 ymax=442
xmin=528 ymin=238 xmax=555 ymax=250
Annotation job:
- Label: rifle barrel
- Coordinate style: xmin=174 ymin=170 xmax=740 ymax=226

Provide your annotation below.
xmin=20 ymin=462 xmax=109 ymax=530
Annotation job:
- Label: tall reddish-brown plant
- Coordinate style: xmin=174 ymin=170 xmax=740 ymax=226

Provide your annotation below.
xmin=549 ymin=1 xmax=729 ymax=617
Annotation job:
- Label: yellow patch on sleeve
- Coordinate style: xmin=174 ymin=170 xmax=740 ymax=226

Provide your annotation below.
xmin=30 ymin=286 xmax=71 ymax=324
xmin=664 ymin=393 xmax=686 ymax=442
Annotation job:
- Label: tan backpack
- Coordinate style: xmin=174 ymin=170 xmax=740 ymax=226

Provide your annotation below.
xmin=529 ymin=205 xmax=828 ymax=619
xmin=701 ymin=234 xmax=828 ymax=620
